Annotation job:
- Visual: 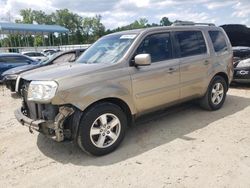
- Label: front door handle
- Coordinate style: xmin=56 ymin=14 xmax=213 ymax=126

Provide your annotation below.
xmin=204 ymin=60 xmax=209 ymax=65
xmin=167 ymin=67 xmax=177 ymax=73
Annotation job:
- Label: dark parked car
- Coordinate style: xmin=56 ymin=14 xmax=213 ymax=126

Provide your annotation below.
xmin=0 ymin=53 xmax=38 ymax=82
xmin=232 ymin=46 xmax=250 ymax=83
xmin=2 ymin=49 xmax=86 ymax=92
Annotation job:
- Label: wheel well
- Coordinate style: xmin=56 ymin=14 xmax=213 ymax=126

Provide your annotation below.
xmin=214 ymin=72 xmax=229 ymax=90
xmin=85 ymin=98 xmax=133 ymax=125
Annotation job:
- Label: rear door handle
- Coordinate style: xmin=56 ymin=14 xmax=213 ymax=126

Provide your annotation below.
xmin=204 ymin=60 xmax=209 ymax=65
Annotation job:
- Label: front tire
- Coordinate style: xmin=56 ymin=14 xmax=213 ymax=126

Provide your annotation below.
xmin=77 ymin=102 xmax=127 ymax=156
xmin=200 ymin=76 xmax=227 ymax=111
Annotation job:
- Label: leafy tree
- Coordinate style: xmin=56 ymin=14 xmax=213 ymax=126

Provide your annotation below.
xmin=160 ymin=17 xmax=172 ymax=26
xmin=82 ymin=15 xmax=105 ymax=43
xmin=1 ymin=8 xmax=176 ymax=47
xmin=19 ymin=9 xmax=34 ymax=24
xmin=33 ymin=10 xmax=54 ymax=25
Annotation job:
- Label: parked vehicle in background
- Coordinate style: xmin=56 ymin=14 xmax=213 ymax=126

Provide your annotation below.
xmin=233 ymin=46 xmax=250 ymax=60
xmin=15 ymin=23 xmax=233 ymax=156
xmin=232 ymin=46 xmax=250 ymax=83
xmin=3 ymin=48 xmax=86 ymax=92
xmin=0 ymin=53 xmax=38 ymax=82
xmin=42 ymin=49 xmax=61 ymax=57
xmin=21 ymin=51 xmax=48 ymax=61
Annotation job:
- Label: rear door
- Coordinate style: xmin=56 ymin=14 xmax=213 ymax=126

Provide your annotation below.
xmin=131 ymin=32 xmax=180 ymax=113
xmin=174 ymin=30 xmax=210 ymax=99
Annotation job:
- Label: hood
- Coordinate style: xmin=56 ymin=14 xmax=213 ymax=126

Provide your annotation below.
xmin=21 ymin=62 xmax=109 ymax=81
xmin=2 ymin=64 xmax=41 ymax=76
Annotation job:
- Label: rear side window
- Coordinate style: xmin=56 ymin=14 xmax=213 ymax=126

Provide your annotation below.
xmin=175 ymin=31 xmax=207 ymax=58
xmin=209 ymin=31 xmax=227 ymax=53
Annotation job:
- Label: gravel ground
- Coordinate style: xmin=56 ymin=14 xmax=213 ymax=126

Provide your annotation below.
xmin=0 ymin=84 xmax=250 ymax=188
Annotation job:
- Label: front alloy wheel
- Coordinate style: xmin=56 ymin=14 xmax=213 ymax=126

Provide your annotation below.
xmin=90 ymin=113 xmax=121 ymax=148
xmin=78 ymin=102 xmax=127 ymax=156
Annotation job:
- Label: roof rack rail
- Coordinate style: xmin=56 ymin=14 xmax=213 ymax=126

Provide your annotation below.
xmin=172 ymin=21 xmax=215 ymax=26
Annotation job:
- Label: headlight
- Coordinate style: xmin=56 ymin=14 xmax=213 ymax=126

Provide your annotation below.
xmin=27 ymin=81 xmax=58 ymax=102
xmin=237 ymin=58 xmax=250 ymax=68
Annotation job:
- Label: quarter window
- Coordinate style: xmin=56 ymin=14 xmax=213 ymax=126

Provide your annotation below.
xmin=136 ymin=32 xmax=173 ymax=63
xmin=175 ymin=31 xmax=207 ymax=57
xmin=209 ymin=31 xmax=228 ymax=53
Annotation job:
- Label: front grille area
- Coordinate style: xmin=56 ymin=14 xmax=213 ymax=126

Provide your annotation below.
xmin=20 ymin=79 xmax=59 ymax=121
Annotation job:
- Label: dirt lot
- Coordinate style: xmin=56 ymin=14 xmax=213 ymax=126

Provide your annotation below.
xmin=0 ymin=84 xmax=250 ymax=188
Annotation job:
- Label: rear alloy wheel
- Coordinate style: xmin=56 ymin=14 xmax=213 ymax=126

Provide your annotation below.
xmin=211 ymin=83 xmax=224 ymax=105
xmin=200 ymin=76 xmax=227 ymax=111
xmin=77 ymin=102 xmax=127 ymax=156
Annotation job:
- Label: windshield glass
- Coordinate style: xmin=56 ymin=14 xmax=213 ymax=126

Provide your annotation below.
xmin=76 ymin=34 xmax=137 ymax=64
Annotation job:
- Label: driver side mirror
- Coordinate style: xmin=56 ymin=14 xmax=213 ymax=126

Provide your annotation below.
xmin=134 ymin=54 xmax=151 ymax=66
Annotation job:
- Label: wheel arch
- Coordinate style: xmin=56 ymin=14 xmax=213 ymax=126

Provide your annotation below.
xmin=70 ymin=97 xmax=134 ymax=142
xmin=213 ymin=72 xmax=229 ymax=91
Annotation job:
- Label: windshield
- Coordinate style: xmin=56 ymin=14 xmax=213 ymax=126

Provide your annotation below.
xmin=76 ymin=34 xmax=137 ymax=64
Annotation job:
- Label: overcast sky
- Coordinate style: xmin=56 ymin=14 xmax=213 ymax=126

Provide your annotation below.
xmin=0 ymin=0 xmax=249 ymax=29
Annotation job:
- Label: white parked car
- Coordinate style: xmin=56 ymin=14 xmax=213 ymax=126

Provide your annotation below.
xmin=21 ymin=52 xmax=48 ymax=62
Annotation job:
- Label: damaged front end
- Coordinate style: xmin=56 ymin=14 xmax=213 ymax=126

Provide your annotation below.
xmin=15 ymin=105 xmax=75 ymax=142
xmin=15 ymin=79 xmax=80 ymax=142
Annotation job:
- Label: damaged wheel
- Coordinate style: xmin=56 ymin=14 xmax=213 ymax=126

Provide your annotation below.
xmin=77 ymin=102 xmax=127 ymax=156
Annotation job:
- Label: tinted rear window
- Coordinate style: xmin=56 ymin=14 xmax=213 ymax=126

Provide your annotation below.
xmin=175 ymin=31 xmax=207 ymax=57
xmin=209 ymin=31 xmax=228 ymax=53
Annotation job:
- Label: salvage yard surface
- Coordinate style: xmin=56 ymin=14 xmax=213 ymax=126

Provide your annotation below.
xmin=0 ymin=85 xmax=250 ymax=188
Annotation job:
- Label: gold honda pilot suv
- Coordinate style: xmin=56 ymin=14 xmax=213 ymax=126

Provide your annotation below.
xmin=15 ymin=22 xmax=233 ymax=156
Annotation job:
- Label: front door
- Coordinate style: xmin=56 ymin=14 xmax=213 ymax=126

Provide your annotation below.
xmin=130 ymin=32 xmax=180 ymax=113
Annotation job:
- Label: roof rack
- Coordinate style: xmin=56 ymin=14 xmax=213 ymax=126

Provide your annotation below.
xmin=172 ymin=21 xmax=215 ymax=26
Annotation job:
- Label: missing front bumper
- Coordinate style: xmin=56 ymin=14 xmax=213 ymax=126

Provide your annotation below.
xmin=14 ymin=106 xmax=74 ymax=142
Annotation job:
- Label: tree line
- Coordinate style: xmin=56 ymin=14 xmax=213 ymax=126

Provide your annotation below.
xmin=0 ymin=8 xmax=175 ymax=47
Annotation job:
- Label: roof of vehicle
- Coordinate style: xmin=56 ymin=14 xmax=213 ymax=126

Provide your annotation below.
xmin=108 ymin=25 xmax=220 ymax=36
xmin=0 ymin=53 xmax=28 ymax=56
xmin=21 ymin=51 xmax=44 ymax=54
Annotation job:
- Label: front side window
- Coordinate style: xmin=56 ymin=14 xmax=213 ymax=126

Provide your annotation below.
xmin=77 ymin=34 xmax=137 ymax=64
xmin=136 ymin=32 xmax=173 ymax=63
xmin=175 ymin=31 xmax=207 ymax=57
xmin=209 ymin=31 xmax=228 ymax=53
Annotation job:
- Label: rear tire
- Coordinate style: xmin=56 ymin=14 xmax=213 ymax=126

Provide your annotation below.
xmin=200 ymin=76 xmax=227 ymax=111
xmin=77 ymin=102 xmax=127 ymax=156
